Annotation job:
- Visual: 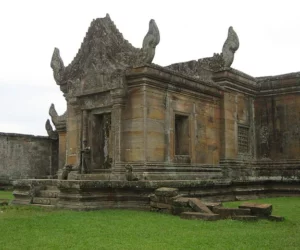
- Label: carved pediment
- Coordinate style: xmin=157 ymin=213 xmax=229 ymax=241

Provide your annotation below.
xmin=51 ymin=14 xmax=160 ymax=96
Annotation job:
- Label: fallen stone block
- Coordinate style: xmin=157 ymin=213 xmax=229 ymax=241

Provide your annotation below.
xmin=212 ymin=207 xmax=251 ymax=219
xmin=172 ymin=197 xmax=190 ymax=207
xmin=155 ymin=187 xmax=178 ymax=197
xmin=172 ymin=206 xmax=193 ymax=215
xmin=203 ymin=202 xmax=223 ymax=210
xmin=149 ymin=194 xmax=158 ymax=202
xmin=267 ymin=215 xmax=284 ymax=222
xmin=151 ymin=194 xmax=182 ymax=205
xmin=180 ymin=212 xmax=220 ymax=221
xmin=188 ymin=198 xmax=213 ymax=214
xmin=32 ymin=197 xmax=58 ymax=206
xmin=239 ymin=202 xmax=272 ymax=217
xmin=150 ymin=201 xmax=172 ymax=210
xmin=232 ymin=215 xmax=258 ymax=221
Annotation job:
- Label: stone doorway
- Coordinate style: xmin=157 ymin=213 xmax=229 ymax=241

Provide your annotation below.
xmin=91 ymin=113 xmax=112 ymax=170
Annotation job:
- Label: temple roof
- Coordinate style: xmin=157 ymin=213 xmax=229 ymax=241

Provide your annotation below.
xmin=50 ymin=14 xmax=160 ymax=94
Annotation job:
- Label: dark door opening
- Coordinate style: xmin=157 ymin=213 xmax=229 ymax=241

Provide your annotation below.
xmin=91 ymin=113 xmax=112 ymax=169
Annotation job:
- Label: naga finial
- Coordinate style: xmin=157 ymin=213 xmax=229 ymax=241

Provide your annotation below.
xmin=45 ymin=119 xmax=58 ymax=139
xmin=51 ymin=48 xmax=65 ymax=85
xmin=222 ymin=26 xmax=239 ymax=67
xmin=49 ymin=103 xmax=59 ymax=126
xmin=141 ymin=19 xmax=160 ymax=64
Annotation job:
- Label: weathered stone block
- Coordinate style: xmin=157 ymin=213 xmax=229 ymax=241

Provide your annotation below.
xmin=39 ymin=190 xmax=60 ymax=198
xmin=238 ymin=202 xmax=272 ymax=217
xmin=204 ymin=202 xmax=223 ymax=210
xmin=149 ymin=194 xmax=158 ymax=202
xmin=180 ymin=212 xmax=220 ymax=221
xmin=267 ymin=215 xmax=284 ymax=222
xmin=149 ymin=194 xmax=180 ymax=204
xmin=155 ymin=187 xmax=178 ymax=197
xmin=232 ymin=215 xmax=258 ymax=221
xmin=212 ymin=207 xmax=251 ymax=218
xmin=32 ymin=197 xmax=58 ymax=206
xmin=172 ymin=197 xmax=190 ymax=207
xmin=150 ymin=201 xmax=172 ymax=210
xmin=188 ymin=198 xmax=213 ymax=214
xmin=172 ymin=206 xmax=193 ymax=215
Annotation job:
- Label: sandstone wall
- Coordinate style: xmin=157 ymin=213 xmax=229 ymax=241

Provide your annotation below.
xmin=121 ymin=84 xmax=221 ymax=165
xmin=255 ymin=93 xmax=300 ymax=160
xmin=0 ymin=132 xmax=58 ymax=180
xmin=220 ymin=91 xmax=255 ymax=160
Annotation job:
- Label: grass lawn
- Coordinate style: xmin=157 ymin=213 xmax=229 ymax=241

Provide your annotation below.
xmin=0 ymin=190 xmax=14 ymax=200
xmin=0 ymin=191 xmax=300 ymax=250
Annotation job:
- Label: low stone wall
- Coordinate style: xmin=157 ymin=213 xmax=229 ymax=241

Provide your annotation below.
xmin=12 ymin=178 xmax=300 ymax=210
xmin=221 ymin=159 xmax=300 ymax=180
xmin=0 ymin=132 xmax=58 ymax=180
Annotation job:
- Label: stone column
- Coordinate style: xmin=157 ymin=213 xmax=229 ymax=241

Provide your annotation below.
xmin=111 ymin=88 xmax=126 ymax=169
xmin=56 ymin=126 xmax=67 ymax=170
xmin=65 ymin=97 xmax=82 ymax=169
xmin=220 ymin=91 xmax=238 ymax=159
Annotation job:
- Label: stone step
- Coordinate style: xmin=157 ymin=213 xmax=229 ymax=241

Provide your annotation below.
xmin=155 ymin=187 xmax=178 ymax=197
xmin=32 ymin=197 xmax=58 ymax=206
xmin=267 ymin=215 xmax=284 ymax=222
xmin=204 ymin=202 xmax=223 ymax=210
xmin=212 ymin=207 xmax=251 ymax=219
xmin=45 ymin=185 xmax=59 ymax=191
xmin=188 ymin=198 xmax=213 ymax=214
xmin=39 ymin=190 xmax=59 ymax=198
xmin=232 ymin=215 xmax=259 ymax=221
xmin=238 ymin=202 xmax=272 ymax=217
xmin=172 ymin=197 xmax=190 ymax=207
xmin=150 ymin=201 xmax=172 ymax=210
xmin=30 ymin=204 xmax=56 ymax=209
xmin=180 ymin=212 xmax=220 ymax=221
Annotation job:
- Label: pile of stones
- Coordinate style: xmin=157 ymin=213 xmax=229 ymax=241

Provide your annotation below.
xmin=150 ymin=187 xmax=284 ymax=221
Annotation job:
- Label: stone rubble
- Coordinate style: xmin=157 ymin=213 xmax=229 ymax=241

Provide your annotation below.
xmin=150 ymin=187 xmax=285 ymax=222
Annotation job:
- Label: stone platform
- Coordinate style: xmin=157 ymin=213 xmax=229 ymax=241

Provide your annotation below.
xmin=12 ymin=178 xmax=300 ymax=210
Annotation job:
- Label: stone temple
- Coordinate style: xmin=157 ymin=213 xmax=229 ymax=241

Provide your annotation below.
xmin=7 ymin=14 xmax=300 ymax=209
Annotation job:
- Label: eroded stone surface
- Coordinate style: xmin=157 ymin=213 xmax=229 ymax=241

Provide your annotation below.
xmin=212 ymin=207 xmax=251 ymax=219
xmin=239 ymin=202 xmax=272 ymax=217
xmin=155 ymin=187 xmax=178 ymax=197
xmin=188 ymin=198 xmax=213 ymax=214
xmin=6 ymin=14 xmax=300 ymax=213
xmin=232 ymin=215 xmax=258 ymax=221
xmin=267 ymin=215 xmax=284 ymax=222
xmin=180 ymin=212 xmax=220 ymax=221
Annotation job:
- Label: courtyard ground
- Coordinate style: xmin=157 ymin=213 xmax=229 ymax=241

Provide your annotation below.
xmin=0 ymin=191 xmax=299 ymax=250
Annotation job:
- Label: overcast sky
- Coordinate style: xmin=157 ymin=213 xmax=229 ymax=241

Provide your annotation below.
xmin=1 ymin=0 xmax=300 ymax=135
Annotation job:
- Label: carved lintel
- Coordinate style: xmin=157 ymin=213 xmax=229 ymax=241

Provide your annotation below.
xmin=222 ymin=26 xmax=239 ymax=67
xmin=45 ymin=119 xmax=58 ymax=139
xmin=111 ymin=88 xmax=127 ymax=105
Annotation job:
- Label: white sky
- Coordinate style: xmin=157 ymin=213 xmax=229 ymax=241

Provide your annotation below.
xmin=1 ymin=0 xmax=300 ymax=135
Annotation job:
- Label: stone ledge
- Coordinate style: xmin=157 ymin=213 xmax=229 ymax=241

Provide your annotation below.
xmin=180 ymin=212 xmax=220 ymax=221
